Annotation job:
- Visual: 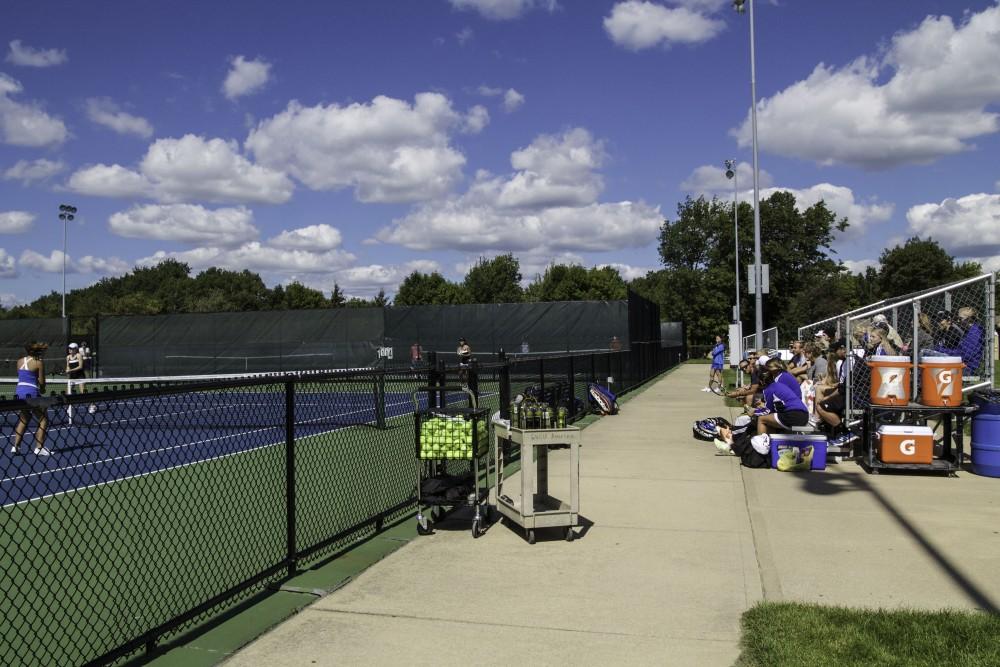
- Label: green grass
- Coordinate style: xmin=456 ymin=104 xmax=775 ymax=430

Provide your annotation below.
xmin=738 ymin=601 xmax=1000 ymax=667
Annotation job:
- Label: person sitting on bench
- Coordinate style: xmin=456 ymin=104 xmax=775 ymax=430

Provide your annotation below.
xmin=756 ymin=358 xmax=810 ymax=435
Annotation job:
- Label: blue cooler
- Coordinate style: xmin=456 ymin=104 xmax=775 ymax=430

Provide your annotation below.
xmin=769 ymin=433 xmax=828 ymax=470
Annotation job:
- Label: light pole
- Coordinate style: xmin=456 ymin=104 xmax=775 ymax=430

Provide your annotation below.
xmin=58 ymin=204 xmax=76 ymax=319
xmin=725 ymin=160 xmax=739 ymax=327
xmin=733 ymin=0 xmax=764 ymax=345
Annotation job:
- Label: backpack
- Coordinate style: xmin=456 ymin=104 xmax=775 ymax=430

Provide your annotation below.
xmin=588 ymin=382 xmax=619 ymax=415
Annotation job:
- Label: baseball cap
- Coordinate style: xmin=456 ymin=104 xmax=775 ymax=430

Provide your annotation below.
xmin=68 ymin=342 xmax=79 ymax=349
xmin=872 ymin=314 xmax=888 ymax=324
xmin=936 ymin=310 xmax=953 ymax=321
xmin=814 ymin=329 xmax=827 ymax=338
xmin=831 ymin=339 xmax=847 ymax=351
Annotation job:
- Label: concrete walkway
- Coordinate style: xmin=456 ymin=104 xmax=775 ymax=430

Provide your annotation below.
xmin=225 ymin=364 xmax=1000 ymax=666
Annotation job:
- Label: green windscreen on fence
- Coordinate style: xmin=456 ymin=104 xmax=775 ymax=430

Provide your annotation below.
xmin=0 ymin=317 xmax=66 ymax=371
xmin=384 ymin=301 xmax=629 ymax=363
xmin=98 ymin=309 xmax=384 ymax=376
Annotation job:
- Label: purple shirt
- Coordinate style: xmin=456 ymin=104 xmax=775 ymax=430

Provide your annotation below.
xmin=764 ymin=371 xmax=807 ymax=414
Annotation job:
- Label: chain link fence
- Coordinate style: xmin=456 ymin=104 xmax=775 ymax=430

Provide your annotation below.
xmin=844 ymin=274 xmax=996 ymax=422
xmin=742 ymin=326 xmax=779 ymax=355
xmin=0 ymin=343 xmax=683 ymax=666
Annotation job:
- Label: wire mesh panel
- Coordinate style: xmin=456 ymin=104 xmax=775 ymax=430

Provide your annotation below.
xmin=0 ymin=344 xmax=686 ymax=665
xmin=0 ymin=382 xmax=289 ymax=666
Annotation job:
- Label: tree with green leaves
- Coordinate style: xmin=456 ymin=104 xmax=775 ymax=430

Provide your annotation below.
xmin=639 ymin=192 xmax=847 ymax=344
xmin=877 ymin=237 xmax=982 ymax=299
xmin=524 ymin=264 xmax=627 ymax=301
xmin=463 ymin=253 xmax=523 ymax=303
xmin=394 ymin=271 xmax=469 ymax=305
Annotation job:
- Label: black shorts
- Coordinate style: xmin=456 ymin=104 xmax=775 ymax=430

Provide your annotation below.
xmin=820 ymin=394 xmax=845 ymax=415
xmin=774 ymin=410 xmax=809 ymax=429
xmin=68 ymin=370 xmax=85 ymax=380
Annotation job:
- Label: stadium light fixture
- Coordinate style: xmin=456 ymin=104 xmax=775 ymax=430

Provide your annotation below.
xmin=58 ymin=204 xmax=77 ymax=319
xmin=733 ymin=0 xmax=764 ymax=345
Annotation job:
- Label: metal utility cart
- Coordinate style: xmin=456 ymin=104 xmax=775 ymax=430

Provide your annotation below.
xmin=494 ymin=421 xmax=581 ymax=544
xmin=413 ymin=386 xmax=493 ymax=538
xmin=861 ymin=402 xmax=977 ymax=475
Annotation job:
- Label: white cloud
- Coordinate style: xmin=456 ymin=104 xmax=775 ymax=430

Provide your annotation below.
xmin=604 ymin=1 xmax=725 ymax=50
xmin=69 ymin=134 xmax=294 ymax=204
xmin=0 ymin=250 xmax=16 ymax=278
xmin=758 ymin=183 xmax=894 ymax=238
xmin=85 ymin=98 xmax=153 ymax=138
xmin=448 ymin=0 xmax=557 ymax=20
xmin=841 ymin=258 xmax=878 ymax=274
xmin=68 ymin=163 xmax=152 ymax=199
xmin=477 ymin=85 xmax=525 ymax=112
xmin=377 ymin=127 xmax=661 ymax=253
xmin=0 ymin=211 xmax=34 ymax=234
xmin=108 ymin=204 xmax=258 ymax=247
xmin=462 ymin=104 xmax=490 ymax=133
xmin=19 ymin=249 xmax=128 ymax=275
xmin=3 ymin=158 xmax=65 ymax=184
xmin=0 ymin=292 xmax=19 ymax=305
xmin=733 ymin=5 xmax=1000 ymax=169
xmin=222 ymin=55 xmax=272 ymax=100
xmin=597 ymin=262 xmax=653 ymax=281
xmin=6 ymin=39 xmax=67 ymax=67
xmin=456 ymin=27 xmax=475 ymax=45
xmin=503 ymin=88 xmax=525 ymax=112
xmin=246 ymin=92 xmax=476 ymax=203
xmin=907 ymin=193 xmax=1000 ymax=259
xmin=680 ymin=161 xmax=773 ymax=195
xmin=268 ymin=224 xmax=343 ymax=251
xmin=139 ymin=243 xmax=355 ymax=275
xmin=336 ymin=260 xmax=443 ymax=294
xmin=0 ymin=73 xmax=67 ymax=147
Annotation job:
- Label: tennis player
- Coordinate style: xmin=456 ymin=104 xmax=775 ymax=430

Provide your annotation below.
xmin=12 ymin=342 xmax=51 ymax=456
xmin=703 ymin=335 xmax=725 ymax=392
xmin=457 ymin=337 xmax=472 ymax=384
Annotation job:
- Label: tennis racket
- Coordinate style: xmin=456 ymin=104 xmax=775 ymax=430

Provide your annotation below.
xmin=708 ymin=379 xmax=726 ymax=396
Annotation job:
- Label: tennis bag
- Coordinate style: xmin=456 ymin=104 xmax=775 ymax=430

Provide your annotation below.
xmin=588 ymin=382 xmax=619 ymax=415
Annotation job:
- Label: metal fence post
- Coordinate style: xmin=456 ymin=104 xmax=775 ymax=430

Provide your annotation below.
xmin=375 ymin=371 xmax=386 ymax=429
xmin=539 ymin=357 xmax=545 ymax=395
xmin=285 ymin=379 xmax=297 ymax=577
xmin=567 ymin=354 xmax=575 ymax=419
xmin=426 ymin=351 xmax=439 ymax=409
xmin=469 ymin=358 xmax=480 ymax=403
xmin=499 ymin=349 xmax=510 ymax=419
xmin=912 ymin=301 xmax=921 ymax=401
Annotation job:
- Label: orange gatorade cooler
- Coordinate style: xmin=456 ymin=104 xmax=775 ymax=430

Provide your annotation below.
xmin=919 ymin=356 xmax=964 ymax=407
xmin=867 ymin=356 xmax=912 ymax=406
xmin=876 ymin=425 xmax=934 ymax=464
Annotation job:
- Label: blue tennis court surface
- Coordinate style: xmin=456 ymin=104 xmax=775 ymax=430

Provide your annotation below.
xmin=2 ymin=388 xmax=493 ymax=507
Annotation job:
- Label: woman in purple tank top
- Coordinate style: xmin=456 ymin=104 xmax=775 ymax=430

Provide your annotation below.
xmin=12 ymin=342 xmax=51 ymax=456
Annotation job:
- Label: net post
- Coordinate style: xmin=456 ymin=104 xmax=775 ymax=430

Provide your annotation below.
xmin=468 ymin=359 xmax=479 ymax=404
xmin=498 ymin=349 xmax=510 ymax=419
xmin=375 ymin=371 xmax=386 ymax=429
xmin=284 ymin=379 xmax=297 ymax=577
xmin=538 ymin=357 xmax=545 ymax=396
xmin=426 ymin=351 xmax=439 ymax=408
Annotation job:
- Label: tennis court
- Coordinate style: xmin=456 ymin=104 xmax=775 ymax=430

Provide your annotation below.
xmin=0 ymin=372 xmax=497 ymax=666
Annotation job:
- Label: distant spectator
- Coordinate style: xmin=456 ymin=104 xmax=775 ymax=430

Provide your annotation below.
xmin=871 ymin=314 xmax=904 ymax=349
xmin=920 ymin=310 xmax=964 ymax=358
xmin=813 ymin=329 xmax=831 ymax=353
xmin=409 ymin=341 xmax=423 ymax=369
xmin=610 ymin=336 xmax=622 ymax=352
xmin=954 ymin=307 xmax=984 ymax=375
xmin=520 ymin=340 xmax=530 ymax=354
xmin=703 ymin=335 xmax=725 ymax=392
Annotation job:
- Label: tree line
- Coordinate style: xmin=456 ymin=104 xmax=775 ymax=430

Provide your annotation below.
xmin=3 ymin=191 xmax=988 ymax=347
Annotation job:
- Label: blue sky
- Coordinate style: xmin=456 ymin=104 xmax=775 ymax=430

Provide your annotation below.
xmin=2 ymin=0 xmax=999 ymax=306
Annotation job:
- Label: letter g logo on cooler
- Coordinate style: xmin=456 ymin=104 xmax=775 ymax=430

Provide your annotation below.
xmin=934 ymin=369 xmax=955 ymax=398
xmin=899 ymin=439 xmax=916 ymax=456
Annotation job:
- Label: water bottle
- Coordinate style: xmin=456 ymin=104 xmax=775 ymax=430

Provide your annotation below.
xmin=557 ymin=406 xmax=567 ymax=428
